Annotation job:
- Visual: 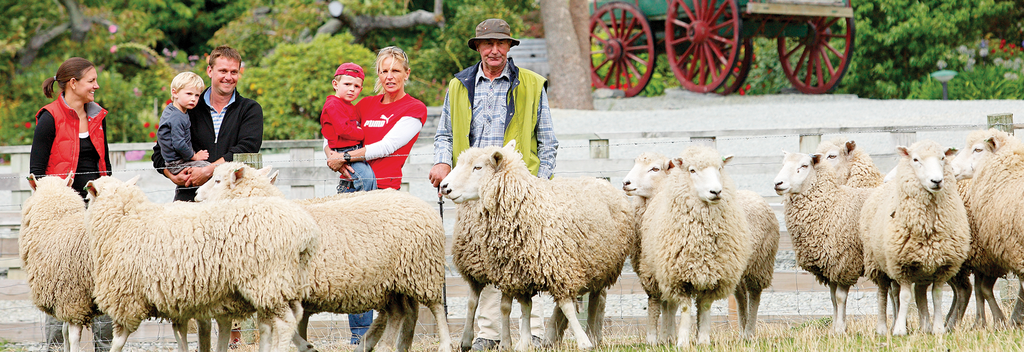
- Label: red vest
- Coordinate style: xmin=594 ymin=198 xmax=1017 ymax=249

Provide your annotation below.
xmin=36 ymin=97 xmax=109 ymax=177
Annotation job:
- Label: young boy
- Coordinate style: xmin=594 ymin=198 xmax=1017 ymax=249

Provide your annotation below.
xmin=158 ymin=72 xmax=210 ymax=175
xmin=321 ymin=62 xmax=377 ymax=192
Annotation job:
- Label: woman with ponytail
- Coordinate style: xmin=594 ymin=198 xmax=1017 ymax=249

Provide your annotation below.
xmin=30 ymin=57 xmax=112 ymax=199
xmin=29 ymin=57 xmax=114 ymax=351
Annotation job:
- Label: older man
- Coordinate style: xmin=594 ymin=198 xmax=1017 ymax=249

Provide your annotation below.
xmin=429 ymin=18 xmax=558 ymax=350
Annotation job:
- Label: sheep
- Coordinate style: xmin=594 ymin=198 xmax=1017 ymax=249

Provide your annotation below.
xmin=195 ymin=162 xmax=452 ymax=352
xmin=636 ymin=146 xmax=753 ymax=345
xmin=859 ymin=140 xmax=970 ymax=335
xmin=84 ymin=176 xmax=319 ymax=352
xmin=19 ymin=175 xmax=100 ymax=352
xmin=950 ymin=129 xmax=1024 ymax=328
xmin=621 ymin=152 xmax=779 ymax=342
xmin=773 ymin=151 xmax=875 ymax=333
xmin=439 ymin=141 xmax=632 ymax=351
xmin=816 ymin=137 xmax=885 ymax=187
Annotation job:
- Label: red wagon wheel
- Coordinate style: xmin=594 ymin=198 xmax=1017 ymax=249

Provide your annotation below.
xmin=778 ymin=16 xmax=855 ymax=94
xmin=589 ymin=2 xmax=657 ymax=97
xmin=665 ymin=0 xmax=742 ymax=93
xmin=715 ymin=38 xmax=753 ymax=95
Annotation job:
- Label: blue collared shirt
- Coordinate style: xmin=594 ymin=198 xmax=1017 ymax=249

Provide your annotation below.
xmin=434 ymin=63 xmax=558 ymax=179
xmin=204 ymin=89 xmax=236 ymax=143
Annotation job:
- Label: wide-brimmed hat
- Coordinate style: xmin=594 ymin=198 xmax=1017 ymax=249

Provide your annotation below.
xmin=467 ymin=18 xmax=520 ymax=51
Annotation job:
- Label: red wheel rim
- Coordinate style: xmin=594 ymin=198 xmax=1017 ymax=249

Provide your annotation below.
xmin=778 ymin=16 xmax=855 ymax=94
xmin=665 ymin=0 xmax=741 ymax=93
xmin=715 ymin=38 xmax=753 ymax=95
xmin=590 ymin=2 xmax=656 ymax=97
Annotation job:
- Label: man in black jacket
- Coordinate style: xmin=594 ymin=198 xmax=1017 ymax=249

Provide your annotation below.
xmin=152 ymin=45 xmax=263 ymax=201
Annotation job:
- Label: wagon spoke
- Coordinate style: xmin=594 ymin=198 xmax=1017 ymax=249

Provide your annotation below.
xmin=624 ymin=31 xmax=644 ymax=46
xmin=680 ymin=1 xmax=697 ymax=21
xmin=705 ymin=44 xmax=723 ymax=81
xmin=623 ymin=16 xmax=639 ymax=40
xmin=709 ymin=1 xmax=729 ymax=23
xmin=823 ymin=41 xmax=843 ymax=60
xmin=625 ymin=57 xmax=643 ymax=82
xmin=819 ymin=46 xmax=837 ymax=76
xmin=820 ymin=17 xmax=840 ymax=30
xmin=593 ymin=57 xmax=612 ymax=71
xmin=709 ymin=19 xmax=736 ymax=34
xmin=794 ymin=46 xmax=810 ymax=75
xmin=782 ymin=41 xmax=805 ymax=61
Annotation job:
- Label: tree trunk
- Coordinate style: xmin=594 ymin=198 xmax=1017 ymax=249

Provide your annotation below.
xmin=540 ymin=0 xmax=594 ymax=110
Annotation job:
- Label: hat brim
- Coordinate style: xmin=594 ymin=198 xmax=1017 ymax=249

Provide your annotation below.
xmin=468 ymin=35 xmax=521 ymax=51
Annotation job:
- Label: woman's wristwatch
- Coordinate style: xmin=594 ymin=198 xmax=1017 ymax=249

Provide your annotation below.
xmin=343 ymin=152 xmax=351 ymax=162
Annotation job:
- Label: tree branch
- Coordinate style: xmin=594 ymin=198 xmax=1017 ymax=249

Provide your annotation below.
xmin=18 ymin=23 xmax=70 ymax=68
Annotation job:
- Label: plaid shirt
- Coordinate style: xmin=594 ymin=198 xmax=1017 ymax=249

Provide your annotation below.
xmin=434 ymin=63 xmax=558 ymax=179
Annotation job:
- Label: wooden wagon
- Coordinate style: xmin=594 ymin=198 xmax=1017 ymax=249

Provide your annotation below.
xmin=590 ymin=0 xmax=855 ymax=96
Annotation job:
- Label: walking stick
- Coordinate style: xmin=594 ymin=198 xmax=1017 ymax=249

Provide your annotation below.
xmin=439 ymin=186 xmax=449 ymax=317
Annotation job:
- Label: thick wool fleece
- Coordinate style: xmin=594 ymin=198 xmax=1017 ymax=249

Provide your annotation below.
xmin=783 ymin=160 xmax=873 ymax=287
xmin=20 ymin=177 xmax=99 ymax=326
xmin=450 ymin=146 xmax=632 ymax=301
xmin=642 ymin=147 xmax=752 ymax=302
xmin=735 ymin=190 xmax=780 ymax=293
xmin=966 ymin=132 xmax=1024 ymax=276
xmin=86 ymin=177 xmax=318 ymax=332
xmin=198 ymin=164 xmax=446 ymax=316
xmin=860 ymin=141 xmax=969 ymax=285
xmin=816 ymin=137 xmax=884 ymax=188
xmin=956 ymin=179 xmax=1006 ymax=278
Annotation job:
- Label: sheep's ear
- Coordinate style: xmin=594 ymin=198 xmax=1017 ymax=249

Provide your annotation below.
xmin=896 ymin=146 xmax=910 ymax=158
xmin=664 ymin=159 xmax=676 ymax=171
xmin=257 ymin=166 xmax=273 ymax=177
xmin=670 ymin=158 xmax=684 ymax=169
xmin=845 ymin=140 xmax=857 ymax=153
xmin=810 ymin=153 xmax=823 ymax=165
xmin=491 ymin=150 xmax=504 ymax=167
xmin=504 ymin=139 xmax=517 ymax=150
xmin=944 ymin=147 xmax=958 ymax=157
xmin=125 ymin=175 xmax=141 ymax=186
xmin=722 ymin=155 xmax=734 ymax=165
xmin=231 ymin=167 xmax=245 ymax=186
xmin=268 ymin=170 xmax=280 ymax=185
xmin=27 ymin=175 xmax=37 ymax=191
xmin=65 ymin=175 xmax=74 ymax=188
xmin=85 ymin=180 xmax=98 ymax=198
xmin=985 ymin=136 xmax=1001 ymax=152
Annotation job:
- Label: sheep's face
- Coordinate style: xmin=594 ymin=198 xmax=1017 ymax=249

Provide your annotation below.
xmin=195 ymin=162 xmax=275 ymax=201
xmin=84 ymin=175 xmax=141 ymax=203
xmin=774 ymin=152 xmax=820 ymax=195
xmin=951 ymin=130 xmax=1005 ymax=180
xmin=441 ymin=143 xmax=517 ymax=204
xmin=622 ymin=152 xmax=672 ymax=198
xmin=897 ymin=141 xmax=955 ymax=193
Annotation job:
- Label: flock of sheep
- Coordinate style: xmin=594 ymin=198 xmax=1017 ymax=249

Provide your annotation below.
xmin=17 ymin=129 xmax=1024 ymax=352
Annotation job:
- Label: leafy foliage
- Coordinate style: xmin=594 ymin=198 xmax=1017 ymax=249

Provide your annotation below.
xmin=239 ymin=33 xmax=377 ymax=140
xmin=207 ymin=0 xmax=324 ymax=66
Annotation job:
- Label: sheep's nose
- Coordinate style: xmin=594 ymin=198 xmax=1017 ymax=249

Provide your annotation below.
xmin=775 ymin=181 xmax=784 ymax=187
xmin=622 ymin=180 xmax=631 ymax=187
xmin=931 ymin=179 xmax=943 ymax=188
xmin=440 ymin=184 xmax=451 ymax=195
xmin=709 ymin=189 xmax=721 ymax=196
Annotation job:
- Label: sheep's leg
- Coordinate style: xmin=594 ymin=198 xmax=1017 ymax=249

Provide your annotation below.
xmin=745 ymin=287 xmax=762 ymax=338
xmin=544 ymin=302 xmax=567 ymax=347
xmin=932 ymin=282 xmax=946 ymax=334
xmin=659 ymin=299 xmax=678 ymax=345
xmin=973 ymin=273 xmax=989 ymax=329
xmin=514 ymin=296 xmax=533 ymax=351
xmin=460 ymin=282 xmax=484 ymax=352
xmin=675 ymin=296 xmax=692 ymax=346
xmin=556 ymin=297 xmax=593 ymax=349
xmin=915 ymin=282 xmax=931 ymax=333
xmin=586 ymin=290 xmax=607 ymax=346
xmin=827 ymin=282 xmax=838 ymax=329
xmin=291 ymin=309 xmax=316 ymax=352
xmin=62 ymin=322 xmax=70 ymax=352
xmin=695 ymin=296 xmax=712 ymax=345
xmin=893 ymin=283 xmax=912 ymax=336
xmin=834 ymin=285 xmax=849 ymax=333
xmin=256 ymin=314 xmax=273 ymax=352
xmin=358 ymin=305 xmax=390 ymax=352
xmin=1011 ymin=282 xmax=1024 ymax=327
xmin=429 ymin=302 xmax=453 ymax=352
xmin=734 ymin=283 xmax=749 ymax=338
xmin=275 ymin=304 xmax=299 ymax=352
xmin=498 ymin=293 xmax=513 ymax=351
xmin=67 ymin=323 xmax=82 ymax=352
xmin=109 ymin=322 xmax=131 ymax=352
xmin=945 ymin=269 xmax=971 ymax=330
xmin=172 ymin=320 xmax=189 ymax=352
xmin=977 ymin=273 xmax=1006 ymax=328
xmin=395 ymin=296 xmax=418 ymax=352
xmin=875 ymin=280 xmax=890 ymax=335
xmin=197 ymin=318 xmax=212 ymax=352
xmin=216 ymin=318 xmax=233 ymax=352
xmin=889 ymin=281 xmax=901 ymax=319
xmin=645 ymin=295 xmax=660 ymax=344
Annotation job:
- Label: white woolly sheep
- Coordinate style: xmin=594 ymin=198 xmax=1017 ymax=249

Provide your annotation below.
xmin=439 ymin=141 xmax=632 ymax=351
xmin=816 ymin=137 xmax=885 ymax=188
xmin=84 ymin=176 xmax=319 ymax=352
xmin=640 ymin=146 xmax=753 ymax=345
xmin=859 ymin=140 xmax=970 ymax=336
xmin=773 ymin=151 xmax=875 ymax=333
xmin=950 ymin=129 xmax=1024 ymax=328
xmin=622 ymin=152 xmax=779 ymax=341
xmin=195 ymin=163 xmax=452 ymax=352
xmin=20 ymin=175 xmax=100 ymax=352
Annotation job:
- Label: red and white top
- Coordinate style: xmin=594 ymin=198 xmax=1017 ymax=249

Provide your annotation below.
xmin=357 ymin=94 xmax=427 ymax=190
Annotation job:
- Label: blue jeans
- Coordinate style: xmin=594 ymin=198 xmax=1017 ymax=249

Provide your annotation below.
xmin=349 ymin=311 xmax=373 ymax=344
xmin=332 ymin=147 xmax=377 ymax=193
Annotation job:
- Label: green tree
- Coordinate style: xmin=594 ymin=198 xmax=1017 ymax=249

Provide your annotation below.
xmin=841 ymin=0 xmax=1012 ymax=98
